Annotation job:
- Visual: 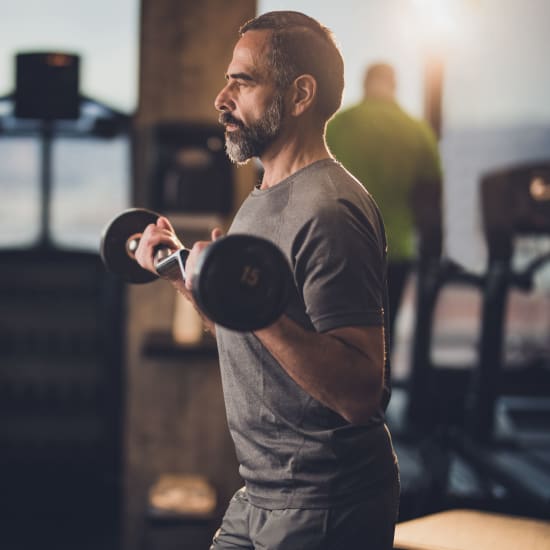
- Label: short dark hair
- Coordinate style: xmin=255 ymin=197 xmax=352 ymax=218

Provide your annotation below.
xmin=239 ymin=11 xmax=345 ymax=122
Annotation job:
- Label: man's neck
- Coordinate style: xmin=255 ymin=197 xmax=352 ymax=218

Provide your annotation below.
xmin=258 ymin=132 xmax=331 ymax=189
xmin=364 ymin=90 xmax=395 ymax=102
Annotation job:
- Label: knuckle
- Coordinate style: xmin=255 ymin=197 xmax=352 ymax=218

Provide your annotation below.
xmin=191 ymin=241 xmax=206 ymax=254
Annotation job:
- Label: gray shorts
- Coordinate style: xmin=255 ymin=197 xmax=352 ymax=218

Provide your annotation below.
xmin=210 ymin=476 xmax=400 ymax=550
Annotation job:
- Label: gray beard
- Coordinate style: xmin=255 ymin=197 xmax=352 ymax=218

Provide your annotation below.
xmin=225 ymin=94 xmax=284 ymax=164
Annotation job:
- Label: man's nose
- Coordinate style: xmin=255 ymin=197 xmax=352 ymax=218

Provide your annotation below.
xmin=214 ymin=84 xmax=235 ymax=112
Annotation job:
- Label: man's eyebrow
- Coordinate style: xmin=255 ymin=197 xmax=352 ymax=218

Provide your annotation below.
xmin=226 ymin=72 xmax=256 ymax=82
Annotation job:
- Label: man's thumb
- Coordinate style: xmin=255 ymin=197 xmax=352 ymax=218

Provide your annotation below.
xmin=211 ymin=227 xmax=223 ymax=241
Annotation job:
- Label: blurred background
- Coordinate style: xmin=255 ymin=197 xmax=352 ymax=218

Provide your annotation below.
xmin=0 ymin=1 xmax=549 ymax=549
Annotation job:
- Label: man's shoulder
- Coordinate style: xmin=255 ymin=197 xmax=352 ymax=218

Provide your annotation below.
xmin=293 ymin=159 xmax=362 ymax=195
xmin=292 ymin=161 xmax=378 ymax=218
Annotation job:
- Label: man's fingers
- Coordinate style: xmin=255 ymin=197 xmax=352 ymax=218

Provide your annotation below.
xmin=150 ymin=217 xmax=183 ymax=251
xmin=157 ymin=216 xmax=175 ymax=232
xmin=140 ymin=225 xmax=177 ymax=252
xmin=211 ymin=227 xmax=224 ymax=241
xmin=134 ymin=219 xmax=182 ymax=273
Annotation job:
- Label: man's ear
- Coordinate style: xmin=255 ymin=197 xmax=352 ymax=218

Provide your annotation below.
xmin=289 ymin=74 xmax=317 ymax=116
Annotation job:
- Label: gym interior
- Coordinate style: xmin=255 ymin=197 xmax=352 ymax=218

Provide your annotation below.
xmin=0 ymin=1 xmax=549 ymax=549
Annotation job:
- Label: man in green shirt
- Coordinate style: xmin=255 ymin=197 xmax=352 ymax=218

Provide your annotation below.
xmin=327 ymin=62 xmax=442 ymax=349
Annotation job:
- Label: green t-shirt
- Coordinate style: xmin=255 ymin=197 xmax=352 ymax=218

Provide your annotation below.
xmin=326 ymin=98 xmax=442 ymax=261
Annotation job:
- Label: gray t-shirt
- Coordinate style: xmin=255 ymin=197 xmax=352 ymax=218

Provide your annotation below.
xmin=216 ymin=159 xmax=397 ymax=509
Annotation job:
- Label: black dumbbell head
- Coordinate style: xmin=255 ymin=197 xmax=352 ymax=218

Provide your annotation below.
xmin=100 ymin=208 xmax=160 ymax=284
xmin=192 ymin=234 xmax=291 ymax=331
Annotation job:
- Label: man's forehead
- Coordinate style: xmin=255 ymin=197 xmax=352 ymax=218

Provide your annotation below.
xmin=226 ymin=29 xmax=272 ymax=79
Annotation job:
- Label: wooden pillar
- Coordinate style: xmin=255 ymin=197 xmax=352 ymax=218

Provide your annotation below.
xmin=122 ymin=2 xmax=256 ymax=549
xmin=137 ymin=0 xmax=252 ymax=124
xmin=423 ymin=55 xmax=444 ymax=140
xmin=134 ymin=0 xmax=258 ymax=208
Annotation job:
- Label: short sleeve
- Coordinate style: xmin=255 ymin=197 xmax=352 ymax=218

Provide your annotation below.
xmin=292 ymin=200 xmax=386 ymax=333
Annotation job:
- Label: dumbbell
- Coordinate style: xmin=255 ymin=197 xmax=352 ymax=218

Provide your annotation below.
xmin=100 ymin=208 xmax=291 ymax=331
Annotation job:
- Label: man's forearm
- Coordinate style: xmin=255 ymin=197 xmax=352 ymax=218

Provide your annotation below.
xmin=255 ymin=316 xmax=384 ymax=425
xmin=171 ymin=279 xmax=216 ymax=337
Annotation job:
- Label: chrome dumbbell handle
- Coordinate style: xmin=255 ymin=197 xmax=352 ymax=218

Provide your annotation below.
xmin=154 ymin=247 xmax=190 ymax=281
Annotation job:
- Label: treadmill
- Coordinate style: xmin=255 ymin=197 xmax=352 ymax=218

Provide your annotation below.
xmin=455 ymin=161 xmax=550 ymax=518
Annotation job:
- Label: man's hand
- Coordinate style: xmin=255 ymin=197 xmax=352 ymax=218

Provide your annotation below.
xmin=134 ymin=216 xmax=184 ymax=274
xmin=184 ymin=227 xmax=224 ymax=291
xmin=135 ymin=218 xmax=223 ymax=335
xmin=180 ymin=227 xmax=223 ymax=335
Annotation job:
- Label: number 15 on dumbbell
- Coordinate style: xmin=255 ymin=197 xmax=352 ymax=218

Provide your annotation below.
xmin=100 ymin=208 xmax=291 ymax=332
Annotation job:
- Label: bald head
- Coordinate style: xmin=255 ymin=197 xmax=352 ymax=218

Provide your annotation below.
xmin=363 ymin=63 xmax=396 ymax=101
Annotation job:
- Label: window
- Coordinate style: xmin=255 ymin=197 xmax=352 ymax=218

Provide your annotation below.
xmin=0 ymin=137 xmax=41 ymax=247
xmin=0 ymin=0 xmax=139 ymax=251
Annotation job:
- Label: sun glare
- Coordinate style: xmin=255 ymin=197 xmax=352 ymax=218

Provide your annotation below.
xmin=408 ymin=0 xmax=474 ymax=54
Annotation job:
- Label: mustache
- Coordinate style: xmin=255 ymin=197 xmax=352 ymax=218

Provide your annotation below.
xmin=219 ymin=112 xmax=244 ymax=129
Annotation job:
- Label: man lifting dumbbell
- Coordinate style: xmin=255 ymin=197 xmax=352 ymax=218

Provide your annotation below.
xmin=100 ymin=208 xmax=291 ymax=331
xmin=137 ymin=216 xmax=221 ymax=334
xmin=127 ymin=11 xmax=399 ymax=550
